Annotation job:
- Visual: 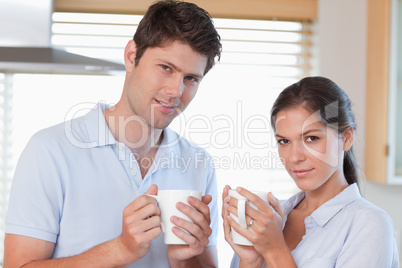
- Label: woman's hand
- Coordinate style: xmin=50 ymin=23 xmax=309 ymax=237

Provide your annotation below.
xmin=226 ymin=187 xmax=291 ymax=265
xmin=222 ymin=186 xmax=264 ymax=267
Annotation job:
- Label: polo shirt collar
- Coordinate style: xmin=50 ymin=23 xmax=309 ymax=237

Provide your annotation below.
xmin=311 ymin=183 xmax=360 ymax=227
xmin=282 ymin=183 xmax=361 ymax=227
xmin=151 ymin=127 xmax=182 ymax=170
xmin=84 ymin=103 xmax=182 ymax=167
xmin=85 ymin=102 xmax=117 ymax=148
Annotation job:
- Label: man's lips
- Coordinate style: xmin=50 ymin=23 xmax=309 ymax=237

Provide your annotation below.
xmin=155 ymin=99 xmax=176 ymax=109
xmin=291 ymin=168 xmax=314 ymax=178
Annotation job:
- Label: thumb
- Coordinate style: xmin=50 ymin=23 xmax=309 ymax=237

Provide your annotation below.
xmin=202 ymin=194 xmax=212 ymax=205
xmin=145 ymin=184 xmax=158 ymax=195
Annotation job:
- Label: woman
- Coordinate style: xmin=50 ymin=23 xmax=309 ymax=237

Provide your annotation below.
xmin=222 ymin=76 xmax=399 ymax=267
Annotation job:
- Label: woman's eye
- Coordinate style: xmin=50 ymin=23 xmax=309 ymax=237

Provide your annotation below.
xmin=306 ymin=136 xmax=319 ymax=142
xmin=277 ymin=139 xmax=289 ymax=145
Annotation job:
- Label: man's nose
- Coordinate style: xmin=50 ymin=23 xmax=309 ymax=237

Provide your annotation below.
xmin=165 ymin=76 xmax=184 ymax=98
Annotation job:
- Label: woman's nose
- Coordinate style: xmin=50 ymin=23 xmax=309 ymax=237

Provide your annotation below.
xmin=289 ymin=142 xmax=306 ymax=163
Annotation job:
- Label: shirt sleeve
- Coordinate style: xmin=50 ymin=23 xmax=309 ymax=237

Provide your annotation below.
xmin=335 ymin=208 xmax=399 ymax=268
xmin=230 ymin=253 xmax=240 ymax=268
xmin=5 ymin=131 xmax=64 ymax=243
xmin=205 ymin=155 xmax=218 ymax=247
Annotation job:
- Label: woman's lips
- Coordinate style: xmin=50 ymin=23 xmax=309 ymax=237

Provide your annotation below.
xmin=292 ymin=168 xmax=314 ymax=178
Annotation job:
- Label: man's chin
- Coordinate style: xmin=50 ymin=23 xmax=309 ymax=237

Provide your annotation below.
xmin=149 ymin=119 xmax=175 ymax=130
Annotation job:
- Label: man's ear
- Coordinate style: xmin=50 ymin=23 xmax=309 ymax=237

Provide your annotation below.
xmin=124 ymin=40 xmax=137 ymax=72
xmin=342 ymin=127 xmax=354 ymax=151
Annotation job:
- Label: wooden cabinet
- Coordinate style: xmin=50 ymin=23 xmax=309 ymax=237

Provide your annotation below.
xmin=365 ymin=0 xmax=402 ymax=184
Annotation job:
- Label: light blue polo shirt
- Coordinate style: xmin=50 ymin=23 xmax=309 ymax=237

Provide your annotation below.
xmin=230 ymin=183 xmax=399 ymax=268
xmin=6 ymin=102 xmax=218 ymax=267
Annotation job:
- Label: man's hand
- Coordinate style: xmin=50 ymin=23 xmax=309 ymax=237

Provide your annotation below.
xmin=3 ymin=185 xmax=163 ymax=268
xmin=167 ymin=194 xmax=213 ymax=265
xmin=117 ymin=184 xmax=162 ymax=265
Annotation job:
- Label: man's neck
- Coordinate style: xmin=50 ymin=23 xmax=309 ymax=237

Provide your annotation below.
xmin=102 ymin=106 xmax=164 ymax=157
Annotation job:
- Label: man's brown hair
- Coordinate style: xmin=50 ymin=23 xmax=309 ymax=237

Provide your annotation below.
xmin=133 ymin=0 xmax=222 ymax=75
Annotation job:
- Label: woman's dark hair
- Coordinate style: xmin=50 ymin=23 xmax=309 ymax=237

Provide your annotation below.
xmin=270 ymin=76 xmax=359 ymax=185
xmin=133 ymin=0 xmax=222 ymax=75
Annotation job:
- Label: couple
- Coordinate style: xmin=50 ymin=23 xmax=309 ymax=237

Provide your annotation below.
xmin=4 ymin=0 xmax=399 ymax=267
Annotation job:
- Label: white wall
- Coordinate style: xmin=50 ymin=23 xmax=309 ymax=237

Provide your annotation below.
xmin=318 ymin=0 xmax=402 ymax=262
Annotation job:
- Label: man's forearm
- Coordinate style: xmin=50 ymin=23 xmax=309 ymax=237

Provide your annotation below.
xmin=20 ymin=238 xmax=131 ymax=268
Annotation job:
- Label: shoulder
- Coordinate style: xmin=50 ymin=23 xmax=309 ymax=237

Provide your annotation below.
xmin=28 ymin=114 xmax=88 ymax=149
xmin=349 ymin=197 xmax=391 ymax=219
xmin=345 ymin=197 xmax=394 ymax=231
xmin=18 ymin=115 xmax=91 ymax=168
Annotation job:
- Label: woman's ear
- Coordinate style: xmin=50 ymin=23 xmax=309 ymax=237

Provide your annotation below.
xmin=342 ymin=127 xmax=354 ymax=151
xmin=124 ymin=40 xmax=137 ymax=72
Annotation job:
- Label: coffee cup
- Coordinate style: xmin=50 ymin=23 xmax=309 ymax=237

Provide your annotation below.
xmin=146 ymin=189 xmax=202 ymax=244
xmin=229 ymin=189 xmax=269 ymax=246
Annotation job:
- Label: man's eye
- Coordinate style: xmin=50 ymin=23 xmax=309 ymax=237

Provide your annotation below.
xmin=161 ymin=65 xmax=170 ymax=71
xmin=185 ymin=76 xmax=198 ymax=82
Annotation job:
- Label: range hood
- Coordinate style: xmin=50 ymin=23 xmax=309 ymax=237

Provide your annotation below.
xmin=0 ymin=0 xmax=125 ymax=75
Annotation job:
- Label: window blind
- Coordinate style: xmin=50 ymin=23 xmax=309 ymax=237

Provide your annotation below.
xmin=0 ymin=73 xmax=13 ymax=263
xmin=51 ymin=13 xmax=313 ymax=86
xmin=0 ymin=13 xmax=314 ymax=266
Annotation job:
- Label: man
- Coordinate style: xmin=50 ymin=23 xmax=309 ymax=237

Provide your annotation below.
xmin=4 ymin=0 xmax=222 ymax=267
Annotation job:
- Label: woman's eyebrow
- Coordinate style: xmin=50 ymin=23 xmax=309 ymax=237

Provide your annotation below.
xmin=275 ymin=128 xmax=324 ymax=139
xmin=275 ymin=133 xmax=286 ymax=139
xmin=302 ymin=128 xmax=325 ymax=136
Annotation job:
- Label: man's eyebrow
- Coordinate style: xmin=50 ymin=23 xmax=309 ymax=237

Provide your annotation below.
xmin=160 ymin=59 xmax=204 ymax=79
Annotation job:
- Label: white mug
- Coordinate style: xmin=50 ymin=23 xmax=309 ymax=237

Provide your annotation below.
xmin=146 ymin=189 xmax=202 ymax=244
xmin=229 ymin=189 xmax=269 ymax=246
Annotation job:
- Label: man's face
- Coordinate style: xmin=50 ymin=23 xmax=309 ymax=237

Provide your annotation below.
xmin=122 ymin=40 xmax=208 ymax=130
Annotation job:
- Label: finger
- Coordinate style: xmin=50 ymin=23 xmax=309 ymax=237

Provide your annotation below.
xmin=226 ymin=203 xmax=255 ymax=226
xmin=268 ymin=192 xmax=283 ymax=218
xmin=171 ymin=226 xmax=207 ymax=250
xmin=123 ymin=203 xmax=160 ymax=226
xmin=133 ymin=223 xmax=162 ymax=243
xmin=146 ymin=225 xmax=163 ymax=241
xmin=222 ymin=206 xmax=232 ymax=240
xmin=222 ymin=185 xmax=231 ymax=203
xmin=145 ymin=184 xmax=158 ymax=195
xmin=134 ymin=215 xmax=162 ymax=233
xmin=201 ymin=194 xmax=212 ymax=206
xmin=188 ymin=196 xmax=211 ymax=224
xmin=227 ymin=214 xmax=252 ymax=240
xmin=236 ymin=187 xmax=271 ymax=212
xmin=171 ymin=216 xmax=210 ymax=246
xmin=124 ymin=195 xmax=159 ymax=215
xmin=226 ymin=195 xmax=239 ymax=208
xmin=124 ymin=224 xmax=162 ymax=248
xmin=222 ymin=195 xmax=232 ymax=219
xmin=177 ymin=202 xmax=211 ymax=236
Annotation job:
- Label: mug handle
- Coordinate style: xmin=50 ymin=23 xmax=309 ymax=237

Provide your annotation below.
xmin=145 ymin=194 xmax=159 ymax=203
xmin=144 ymin=194 xmax=164 ymax=232
xmin=237 ymin=199 xmax=247 ymax=228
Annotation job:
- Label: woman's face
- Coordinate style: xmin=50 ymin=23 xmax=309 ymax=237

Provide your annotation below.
xmin=274 ymin=106 xmax=352 ymax=192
